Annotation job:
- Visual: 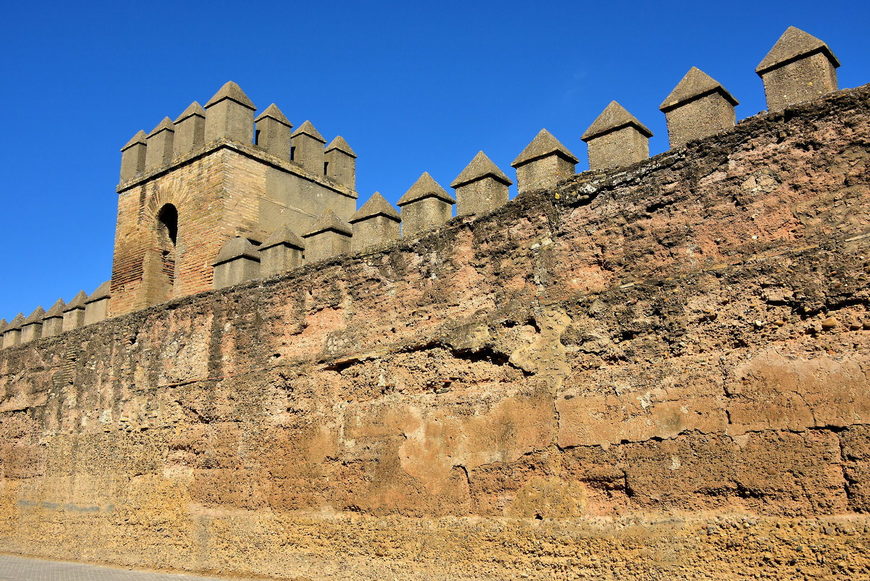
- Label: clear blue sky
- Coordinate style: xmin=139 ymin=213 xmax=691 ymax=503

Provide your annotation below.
xmin=0 ymin=0 xmax=867 ymax=319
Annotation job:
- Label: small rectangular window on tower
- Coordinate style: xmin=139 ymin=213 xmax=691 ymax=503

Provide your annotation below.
xmin=290 ymin=146 xmax=296 ymax=161
xmin=323 ymin=161 xmax=329 ymax=175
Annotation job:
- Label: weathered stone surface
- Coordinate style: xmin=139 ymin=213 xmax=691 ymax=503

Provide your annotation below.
xmin=255 ymin=103 xmax=292 ymax=159
xmin=119 ymin=130 xmax=147 ymax=183
xmin=756 ymin=26 xmax=840 ymax=112
xmin=511 ymin=129 xmax=578 ymax=194
xmin=0 ymin=85 xmax=868 ymax=580
xmin=204 ymin=81 xmax=256 ymax=144
xmin=349 ymin=192 xmax=400 ymax=251
xmin=660 ymin=67 xmax=738 ymax=147
xmin=451 ymin=151 xmax=511 ymax=216
xmin=581 ymin=101 xmax=652 ymax=170
xmin=397 ymin=172 xmax=455 ymax=236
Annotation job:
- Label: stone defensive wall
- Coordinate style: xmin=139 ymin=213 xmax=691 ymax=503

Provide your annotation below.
xmin=0 ymin=28 xmax=868 ymax=580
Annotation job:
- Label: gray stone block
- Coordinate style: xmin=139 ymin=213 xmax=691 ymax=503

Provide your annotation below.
xmin=660 ymin=67 xmax=738 ymax=148
xmin=84 ymin=282 xmax=111 ymax=326
xmin=204 ymin=81 xmax=256 ymax=144
xmin=255 ymin=104 xmax=292 ymax=159
xmin=213 ymin=237 xmax=261 ymax=288
xmin=258 ymin=226 xmax=304 ymax=276
xmin=145 ymin=117 xmax=175 ymax=171
xmin=174 ymin=102 xmax=206 ymax=157
xmin=324 ymin=136 xmax=357 ymax=190
xmin=290 ymin=121 xmax=327 ymax=175
xmin=119 ymin=130 xmax=147 ymax=182
xmin=397 ymin=173 xmax=455 ymax=236
xmin=350 ymin=192 xmax=400 ymax=251
xmin=451 ymin=151 xmax=512 ymax=216
xmin=756 ymin=26 xmax=839 ymax=112
xmin=511 ymin=129 xmax=577 ymax=194
xmin=581 ymin=101 xmax=652 ymax=170
xmin=302 ymin=210 xmax=353 ymax=262
xmin=62 ymin=291 xmax=87 ymax=332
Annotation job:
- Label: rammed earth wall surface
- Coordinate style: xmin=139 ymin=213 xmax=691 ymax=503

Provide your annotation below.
xmin=1 ymin=86 xmax=868 ymax=580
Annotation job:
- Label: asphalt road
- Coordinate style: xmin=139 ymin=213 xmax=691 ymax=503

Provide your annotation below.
xmin=0 ymin=555 xmax=245 ymax=581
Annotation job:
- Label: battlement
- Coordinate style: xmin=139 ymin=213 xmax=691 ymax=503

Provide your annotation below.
xmin=0 ymin=26 xmax=856 ymax=347
xmin=0 ymin=25 xmax=867 ymax=580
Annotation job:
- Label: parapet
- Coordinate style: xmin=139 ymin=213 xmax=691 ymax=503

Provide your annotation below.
xmin=2 ymin=25 xmax=858 ymax=341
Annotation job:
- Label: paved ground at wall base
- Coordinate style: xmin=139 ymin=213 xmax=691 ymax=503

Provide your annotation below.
xmin=0 ymin=554 xmax=254 ymax=581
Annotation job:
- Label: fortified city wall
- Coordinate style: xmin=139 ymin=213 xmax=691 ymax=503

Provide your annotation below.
xmin=0 ymin=27 xmax=868 ymax=580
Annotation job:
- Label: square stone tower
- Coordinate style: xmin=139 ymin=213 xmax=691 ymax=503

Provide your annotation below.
xmin=110 ymin=81 xmax=358 ymax=316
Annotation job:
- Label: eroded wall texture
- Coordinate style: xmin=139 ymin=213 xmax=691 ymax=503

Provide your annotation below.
xmin=1 ymin=86 xmax=868 ymax=580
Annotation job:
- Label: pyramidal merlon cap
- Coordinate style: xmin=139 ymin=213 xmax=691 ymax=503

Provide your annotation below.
xmin=214 ymin=237 xmax=260 ymax=265
xmin=350 ymin=192 xmax=400 ymax=223
xmin=8 ymin=314 xmax=25 ymax=330
xmin=65 ymin=291 xmax=88 ymax=311
xmin=397 ymin=172 xmax=455 ymax=206
xmin=303 ymin=209 xmax=353 ymax=237
xmin=87 ymin=281 xmax=111 ymax=303
xmin=325 ymin=136 xmax=357 ymax=158
xmin=756 ymin=26 xmax=840 ymax=75
xmin=0 ymin=319 xmax=7 ymax=334
xmin=660 ymin=67 xmax=738 ymax=112
xmin=24 ymin=306 xmax=45 ymax=325
xmin=581 ymin=101 xmax=653 ymax=142
xmin=255 ymin=103 xmax=292 ymax=127
xmin=121 ymin=130 xmax=147 ymax=152
xmin=45 ymin=298 xmax=66 ymax=318
xmin=260 ymin=225 xmax=305 ymax=250
xmin=175 ymin=101 xmax=206 ymax=123
xmin=451 ymin=151 xmax=512 ymax=188
xmin=148 ymin=117 xmax=175 ymax=136
xmin=292 ymin=120 xmax=326 ymax=143
xmin=205 ymin=81 xmax=256 ymax=110
xmin=511 ymin=129 xmax=579 ymax=168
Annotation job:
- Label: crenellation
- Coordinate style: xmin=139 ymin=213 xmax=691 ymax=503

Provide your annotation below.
xmin=451 ymin=151 xmax=512 ymax=216
xmin=255 ymin=103 xmax=293 ymax=159
xmin=581 ymin=101 xmax=652 ymax=170
xmin=290 ymin=120 xmax=327 ymax=174
xmin=511 ymin=129 xmax=578 ymax=194
xmin=0 ymin=31 xmax=868 ymax=578
xmin=349 ymin=192 xmax=401 ymax=251
xmin=659 ymin=67 xmax=738 ymax=147
xmin=397 ymin=172 xmax=455 ymax=236
xmin=756 ymin=26 xmax=840 ymax=112
xmin=213 ymin=237 xmax=261 ymax=289
xmin=2 ymin=313 xmax=24 ymax=348
xmin=41 ymin=299 xmax=65 ymax=337
xmin=324 ymin=136 xmax=357 ymax=189
xmin=62 ymin=291 xmax=87 ymax=331
xmin=20 ymin=306 xmax=45 ymax=343
xmin=302 ymin=209 xmax=353 ymax=262
xmin=204 ymin=81 xmax=256 ymax=144
xmin=173 ymin=101 xmax=206 ymax=156
xmin=144 ymin=117 xmax=175 ymax=171
xmin=259 ymin=226 xmax=305 ymax=276
xmin=84 ymin=281 xmax=111 ymax=326
xmin=119 ymin=130 xmax=147 ymax=182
